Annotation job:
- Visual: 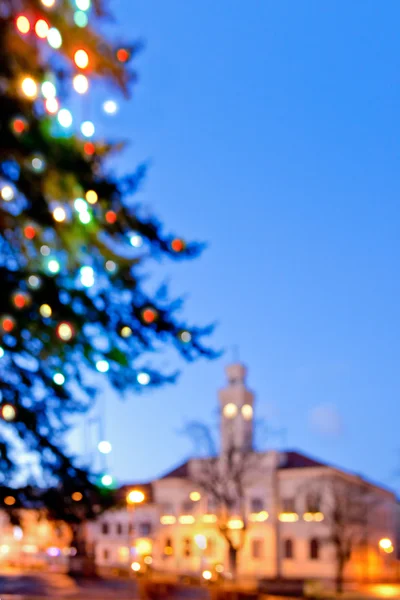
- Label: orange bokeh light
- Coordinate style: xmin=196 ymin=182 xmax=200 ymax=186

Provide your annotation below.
xmin=117 ymin=48 xmax=130 ymax=63
xmin=142 ymin=308 xmax=157 ymax=324
xmin=171 ymin=238 xmax=185 ymax=252
xmin=84 ymin=142 xmax=95 ymax=156
xmin=105 ymin=211 xmax=117 ymax=224
xmin=2 ymin=317 xmax=15 ymax=333
xmin=24 ymin=225 xmax=36 ymax=239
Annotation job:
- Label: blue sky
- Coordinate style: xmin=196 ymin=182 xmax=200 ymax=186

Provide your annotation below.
xmin=82 ymin=0 xmax=400 ymax=491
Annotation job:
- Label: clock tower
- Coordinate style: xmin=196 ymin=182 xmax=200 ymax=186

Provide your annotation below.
xmin=218 ymin=362 xmax=254 ymax=453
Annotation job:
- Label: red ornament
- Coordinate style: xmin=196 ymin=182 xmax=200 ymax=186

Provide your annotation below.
xmin=105 ymin=210 xmax=117 ymax=224
xmin=12 ymin=117 xmax=28 ymax=135
xmin=141 ymin=307 xmax=158 ymax=324
xmin=84 ymin=142 xmax=95 ymax=156
xmin=24 ymin=225 xmax=36 ymax=240
xmin=1 ymin=316 xmax=16 ymax=333
xmin=116 ymin=48 xmax=130 ymax=63
xmin=171 ymin=238 xmax=185 ymax=253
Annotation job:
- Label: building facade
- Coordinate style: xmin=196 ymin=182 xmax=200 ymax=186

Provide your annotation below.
xmin=88 ymin=363 xmax=399 ymax=584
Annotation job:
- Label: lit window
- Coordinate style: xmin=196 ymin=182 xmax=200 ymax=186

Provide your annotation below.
xmin=183 ymin=537 xmax=192 ymax=557
xmin=163 ymin=537 xmax=173 ymax=557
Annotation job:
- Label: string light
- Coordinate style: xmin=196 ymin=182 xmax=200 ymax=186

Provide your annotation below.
xmin=171 ymin=238 xmax=185 ymax=252
xmin=11 ymin=117 xmax=28 ymax=135
xmin=72 ymin=492 xmax=82 ymax=501
xmin=129 ymin=234 xmax=143 ymax=248
xmin=98 ymin=441 xmax=112 ymax=454
xmin=78 ymin=211 xmax=91 ymax=224
xmin=35 ymin=19 xmax=49 ymax=38
xmin=24 ymin=225 xmax=36 ymax=240
xmin=74 ymin=11 xmax=88 ymax=27
xmin=74 ymin=198 xmax=87 ymax=212
xmin=117 ymin=48 xmax=130 ymax=63
xmin=74 ymin=49 xmax=89 ymax=69
xmin=53 ymin=207 xmax=66 ymax=222
xmin=120 ymin=326 xmax=132 ymax=338
xmin=1 ymin=186 xmax=14 ymax=201
xmin=84 ymin=142 xmax=95 ymax=156
xmin=137 ymin=372 xmax=150 ymax=386
xmin=28 ymin=275 xmax=41 ymax=290
xmin=85 ymin=190 xmax=97 ymax=204
xmin=47 ymin=258 xmax=60 ymax=274
xmin=53 ymin=372 xmax=65 ymax=385
xmin=56 ymin=322 xmax=74 ymax=341
xmin=21 ymin=77 xmax=38 ymax=99
xmin=105 ymin=260 xmax=116 ymax=273
xmin=105 ymin=210 xmax=117 ymax=224
xmin=141 ymin=307 xmax=158 ymax=324
xmin=40 ymin=245 xmax=50 ymax=256
xmin=31 ymin=155 xmax=46 ymax=172
xmin=1 ymin=316 xmax=16 ymax=333
xmin=75 ymin=0 xmax=91 ymax=9
xmin=96 ymin=360 xmax=109 ymax=373
xmin=73 ymin=74 xmax=89 ymax=94
xmin=47 ymin=28 xmax=62 ymax=48
xmin=101 ymin=474 xmax=113 ymax=487
xmin=39 ymin=304 xmax=52 ymax=318
xmin=80 ymin=121 xmax=95 ymax=138
xmin=103 ymin=100 xmax=118 ymax=115
xmin=45 ymin=97 xmax=59 ymax=114
xmin=41 ymin=81 xmax=56 ymax=98
xmin=16 ymin=15 xmax=30 ymax=34
xmin=80 ymin=266 xmax=94 ymax=287
xmin=41 ymin=0 xmax=56 ymax=7
xmin=12 ymin=291 xmax=31 ymax=310
xmin=0 ymin=347 xmax=4 ymax=359
xmin=57 ymin=109 xmax=73 ymax=128
xmin=1 ymin=405 xmax=16 ymax=422
xmin=179 ymin=330 xmax=192 ymax=343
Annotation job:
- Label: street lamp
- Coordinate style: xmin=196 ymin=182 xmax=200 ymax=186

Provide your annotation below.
xmin=126 ymin=489 xmax=145 ymax=570
xmin=379 ymin=538 xmax=394 ymax=553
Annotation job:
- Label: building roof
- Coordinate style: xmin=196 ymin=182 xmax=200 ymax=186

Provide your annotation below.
xmin=278 ymin=450 xmax=327 ymax=470
xmin=159 ymin=461 xmax=190 ymax=480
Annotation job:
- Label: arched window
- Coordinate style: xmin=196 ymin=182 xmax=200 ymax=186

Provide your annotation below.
xmin=310 ymin=538 xmax=320 ymax=560
xmin=283 ymin=538 xmax=293 ymax=559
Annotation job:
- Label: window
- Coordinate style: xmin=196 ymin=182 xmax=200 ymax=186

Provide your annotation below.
xmin=116 ymin=523 xmax=123 ymax=535
xmin=205 ymin=537 xmax=214 ymax=557
xmin=283 ymin=538 xmax=294 ymax=559
xmin=207 ymin=497 xmax=218 ymax=513
xmin=101 ymin=522 xmax=109 ymax=535
xmin=161 ymin=502 xmax=174 ymax=514
xmin=306 ymin=493 xmax=321 ymax=513
xmin=163 ymin=537 xmax=173 ymax=557
xmin=182 ymin=500 xmax=194 ymax=513
xmin=183 ymin=537 xmax=192 ymax=557
xmin=282 ymin=498 xmax=295 ymax=513
xmin=310 ymin=538 xmax=320 ymax=560
xmin=251 ymin=539 xmax=263 ymax=559
xmin=251 ymin=498 xmax=264 ymax=513
xmin=103 ymin=548 xmax=109 ymax=561
xmin=139 ymin=522 xmax=152 ymax=536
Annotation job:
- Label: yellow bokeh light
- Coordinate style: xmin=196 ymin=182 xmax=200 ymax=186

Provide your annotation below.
xmin=85 ymin=190 xmax=98 ymax=204
xmin=131 ymin=561 xmax=141 ymax=572
xmin=223 ymin=402 xmax=238 ymax=419
xmin=40 ymin=304 xmax=52 ymax=318
xmin=190 ymin=491 xmax=201 ymax=502
xmin=202 ymin=570 xmax=212 ymax=581
xmin=241 ymin=404 xmax=253 ymax=420
xmin=53 ymin=207 xmax=66 ymax=222
xmin=379 ymin=538 xmax=393 ymax=550
xmin=160 ymin=515 xmax=176 ymax=525
xmin=73 ymin=74 xmax=89 ymax=94
xmin=74 ymin=49 xmax=89 ymax=69
xmin=179 ymin=515 xmax=195 ymax=525
xmin=72 ymin=492 xmax=82 ymax=502
xmin=227 ymin=518 xmax=244 ymax=530
xmin=21 ymin=77 xmax=38 ymax=99
xmin=4 ymin=496 xmax=16 ymax=506
xmin=136 ymin=538 xmax=152 ymax=556
xmin=127 ymin=489 xmax=145 ymax=505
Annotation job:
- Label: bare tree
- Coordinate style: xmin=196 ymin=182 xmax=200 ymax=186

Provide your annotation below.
xmin=184 ymin=421 xmax=262 ymax=579
xmin=303 ymin=474 xmax=376 ymax=594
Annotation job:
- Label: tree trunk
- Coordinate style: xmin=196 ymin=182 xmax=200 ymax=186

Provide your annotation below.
xmin=68 ymin=523 xmax=97 ymax=578
xmin=335 ymin=560 xmax=345 ymax=594
xmin=228 ymin=544 xmax=238 ymax=580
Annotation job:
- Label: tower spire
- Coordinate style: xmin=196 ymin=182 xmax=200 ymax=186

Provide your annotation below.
xmin=218 ymin=361 xmax=254 ymax=452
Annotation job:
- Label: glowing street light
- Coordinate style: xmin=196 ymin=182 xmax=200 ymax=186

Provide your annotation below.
xmin=379 ymin=538 xmax=394 ymax=553
xmin=127 ymin=489 xmax=145 ymax=505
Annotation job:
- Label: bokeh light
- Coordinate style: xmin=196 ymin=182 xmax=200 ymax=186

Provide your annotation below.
xmin=53 ymin=372 xmax=65 ymax=385
xmin=21 ymin=77 xmax=38 ymax=99
xmin=40 ymin=304 xmax=52 ymax=318
xmin=47 ymin=27 xmax=62 ymax=48
xmin=73 ymin=74 xmax=89 ymax=94
xmin=56 ymin=322 xmax=73 ymax=341
xmin=74 ymin=49 xmax=89 ymax=69
xmin=16 ymin=15 xmax=30 ymax=34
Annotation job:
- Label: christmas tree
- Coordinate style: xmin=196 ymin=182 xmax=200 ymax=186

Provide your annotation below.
xmin=0 ymin=0 xmax=215 ymax=520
